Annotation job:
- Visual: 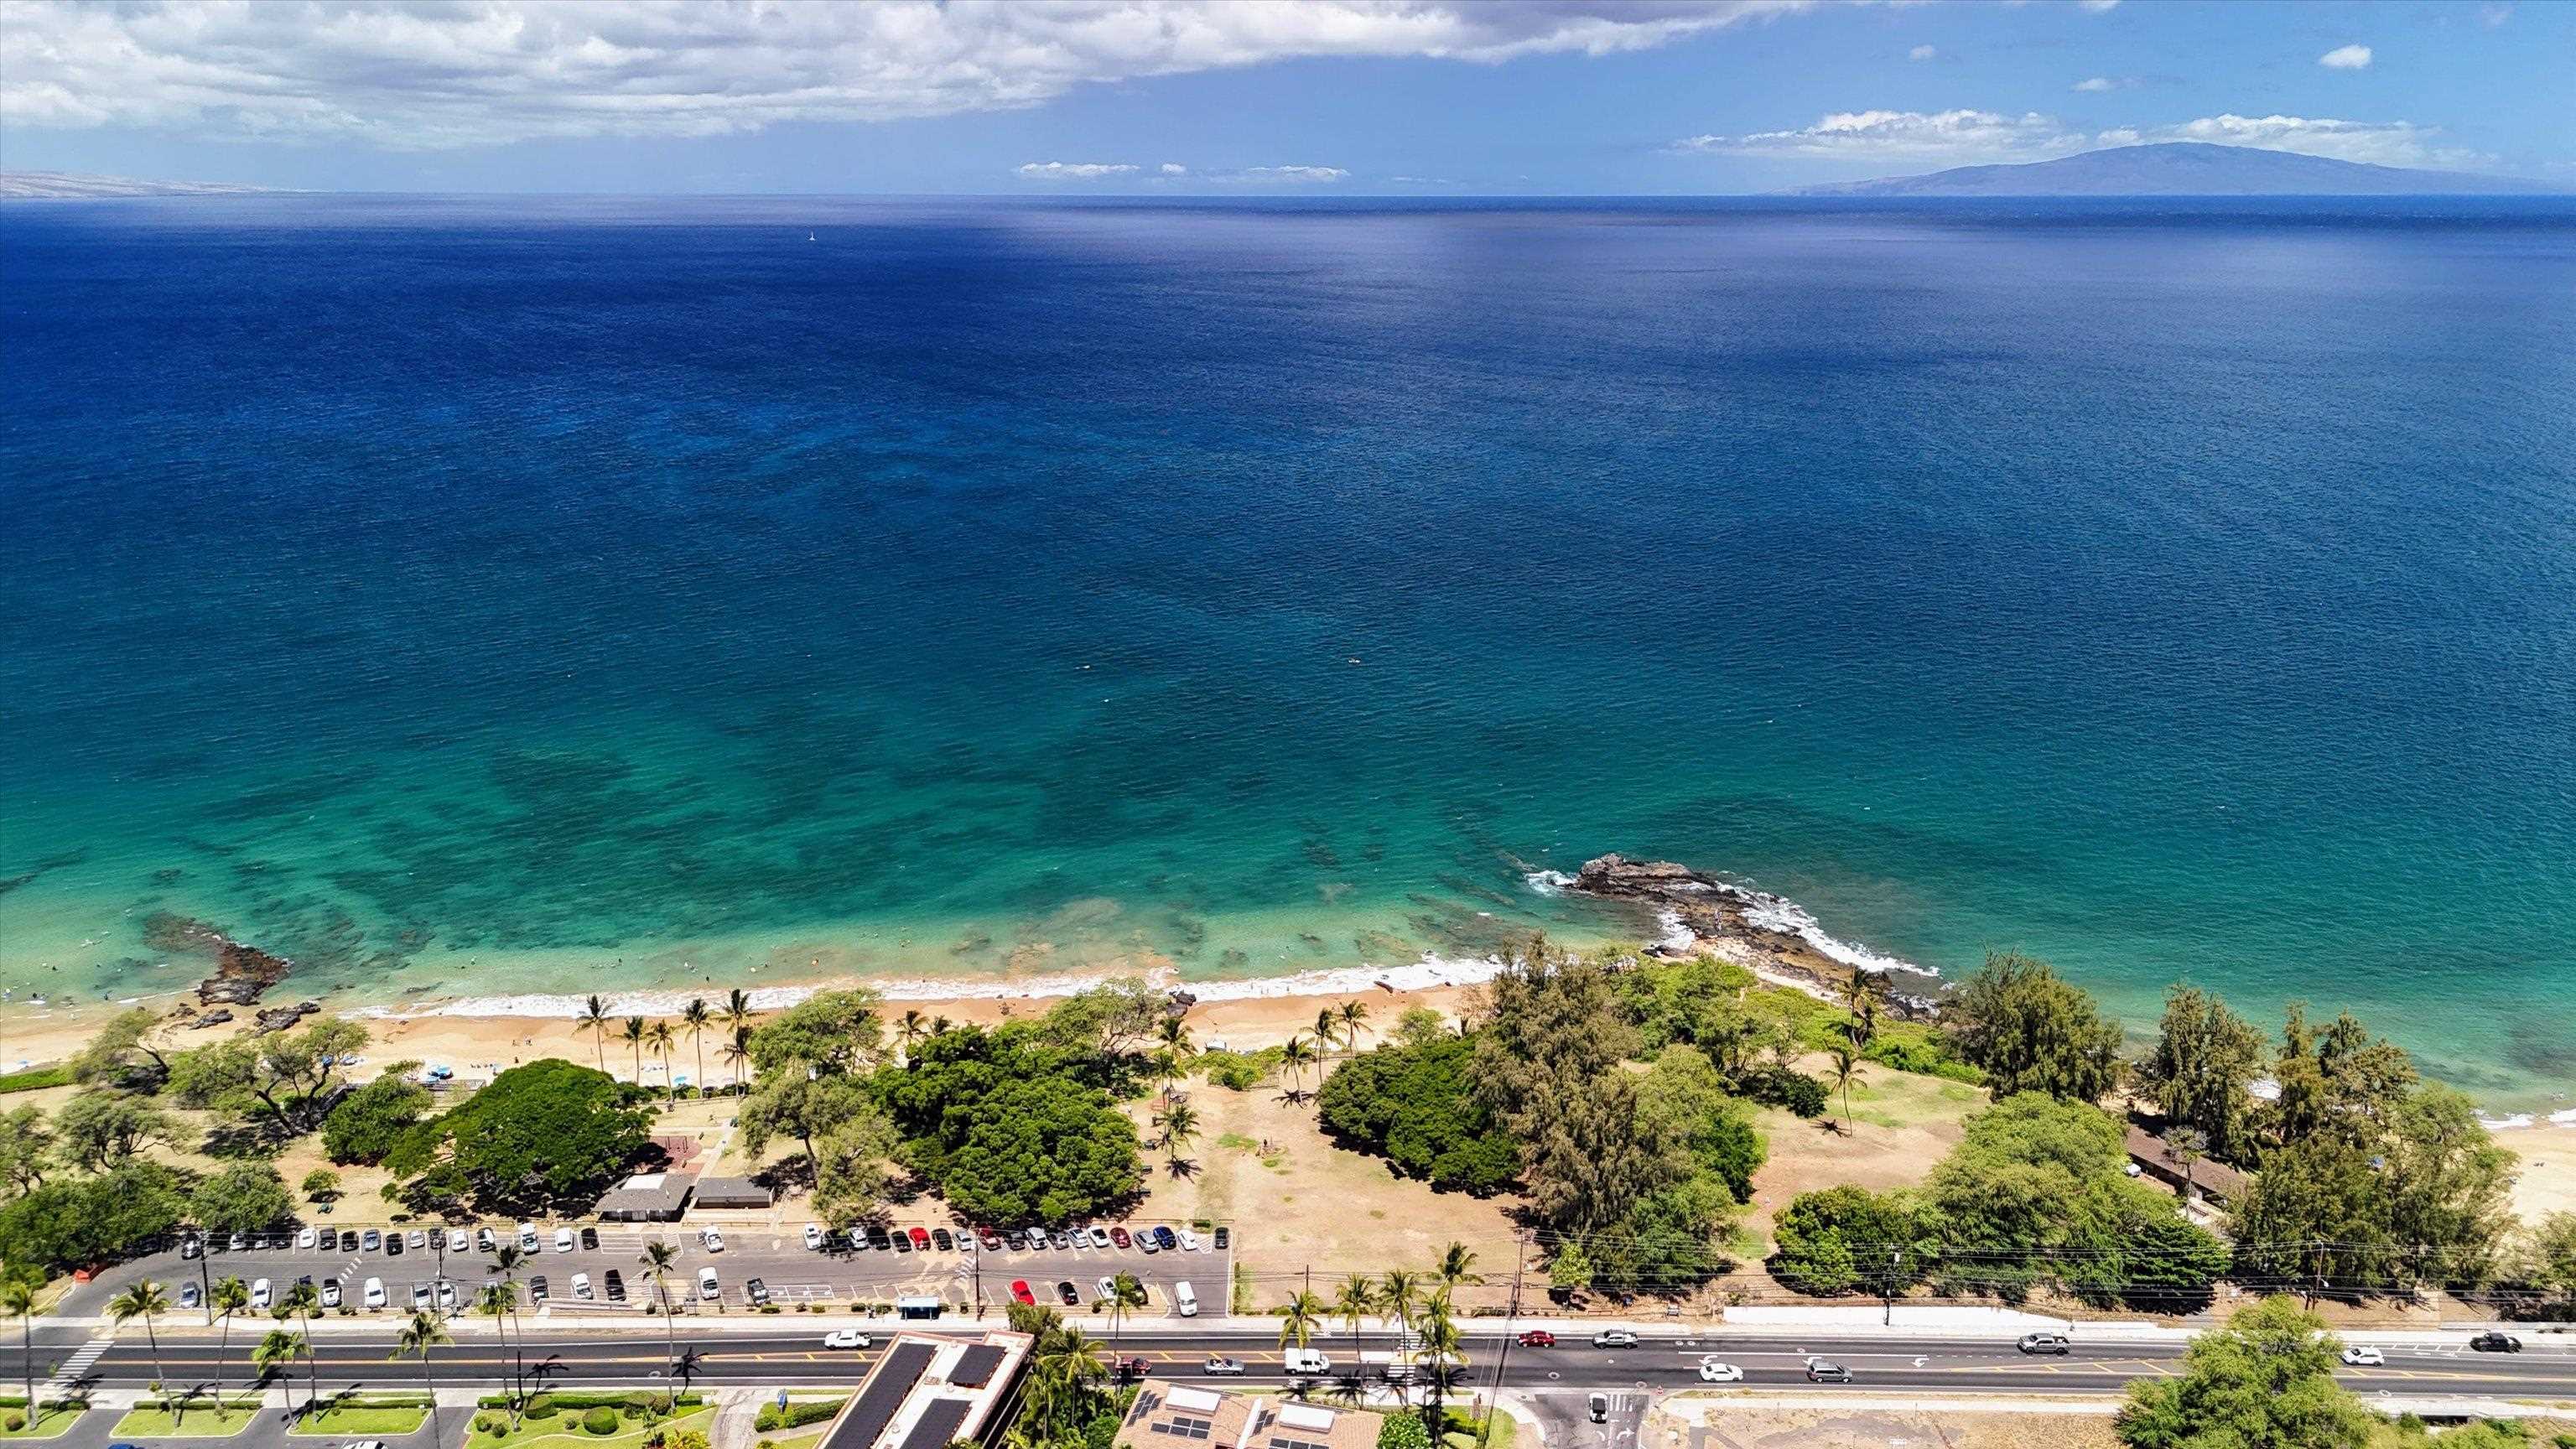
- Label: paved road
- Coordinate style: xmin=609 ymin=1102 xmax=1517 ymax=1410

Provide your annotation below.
xmin=63 ymin=1223 xmax=1230 ymax=1320
xmin=42 ymin=1327 xmax=2576 ymax=1401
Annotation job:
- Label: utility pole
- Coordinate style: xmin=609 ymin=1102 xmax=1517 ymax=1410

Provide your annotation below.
xmin=1478 ymin=1231 xmax=1530 ymax=1447
xmin=1882 ymin=1252 xmax=1901 ymax=1327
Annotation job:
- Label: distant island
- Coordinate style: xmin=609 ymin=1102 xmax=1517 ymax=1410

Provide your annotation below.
xmin=0 ymin=169 xmax=275 ymax=200
xmin=1787 ymin=142 xmax=2558 ymax=198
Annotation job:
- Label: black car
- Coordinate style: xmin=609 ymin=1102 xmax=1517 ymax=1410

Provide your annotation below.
xmin=340 ymin=1229 xmax=360 ymax=1252
xmin=891 ymin=1228 xmax=913 ymax=1253
xmin=1057 ymin=1280 xmax=1082 ymax=1306
xmin=1213 ymin=1226 xmax=1229 ymax=1250
xmin=2470 ymin=1332 xmax=2522 ymax=1353
xmin=2018 ymin=1333 xmax=2072 ymax=1356
xmin=867 ymin=1227 xmax=894 ymax=1251
xmin=932 ymin=1228 xmax=955 ymax=1252
xmin=604 ymin=1269 xmax=626 ymax=1302
xmin=529 ymin=1275 xmax=548 ymax=1302
xmin=385 ymin=1233 xmax=402 ymax=1256
xmin=580 ymin=1227 xmax=599 ymax=1251
xmin=746 ymin=1277 xmax=771 ymax=1306
xmin=1153 ymin=1226 xmax=1179 ymax=1251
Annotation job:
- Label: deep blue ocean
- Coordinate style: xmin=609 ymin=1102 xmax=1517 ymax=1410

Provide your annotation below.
xmin=3 ymin=195 xmax=2571 ymax=1104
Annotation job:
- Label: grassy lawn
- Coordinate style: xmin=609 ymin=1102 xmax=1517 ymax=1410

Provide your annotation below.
xmin=111 ymin=1397 xmax=269 ymax=1438
xmin=467 ymin=1405 xmax=716 ymax=1449
xmin=289 ymin=1404 xmax=431 ymax=1436
xmin=754 ymin=1431 xmax=829 ymax=1449
xmin=0 ymin=1409 xmax=85 ymax=1441
xmin=1444 ymin=1416 xmax=1512 ymax=1449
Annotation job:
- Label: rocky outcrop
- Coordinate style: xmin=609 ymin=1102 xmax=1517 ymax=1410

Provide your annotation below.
xmin=253 ymin=1001 xmax=320 ymax=1034
xmin=1566 ymin=854 xmax=1942 ymax=1016
xmin=145 ymin=912 xmax=295 ymax=1005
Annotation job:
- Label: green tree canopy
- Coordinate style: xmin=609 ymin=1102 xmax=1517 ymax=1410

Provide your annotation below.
xmin=2137 ymin=986 xmax=2267 ymax=1166
xmin=916 ymin=1073 xmax=1142 ymax=1223
xmin=2114 ymin=1296 xmax=2379 ymax=1448
xmin=1315 ymin=1031 xmax=1519 ymax=1196
xmin=168 ymin=1017 xmax=370 ymax=1136
xmin=745 ymin=990 xmax=885 ymax=1077
xmin=196 ymin=1162 xmax=295 ymax=1233
xmin=1948 ymin=951 xmax=2123 ymax=1103
xmin=384 ymin=1059 xmax=651 ymax=1216
xmin=0 ymin=1160 xmax=187 ymax=1275
xmin=53 ymin=1092 xmax=176 ymax=1171
xmin=322 ymin=1068 xmax=433 ymax=1165
xmin=68 ymin=1007 xmax=176 ymax=1090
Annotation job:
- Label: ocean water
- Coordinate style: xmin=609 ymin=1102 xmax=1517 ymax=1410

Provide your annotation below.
xmin=3 ymin=196 xmax=2571 ymax=1104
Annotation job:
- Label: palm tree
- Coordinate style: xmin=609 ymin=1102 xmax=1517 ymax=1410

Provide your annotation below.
xmin=578 ymin=995 xmax=613 ymax=1073
xmin=1433 ymin=1242 xmax=1483 ymax=1296
xmin=720 ymin=988 xmax=757 ymax=1041
xmin=1377 ymin=1270 xmax=1422 ymax=1338
xmin=1034 ymin=1326 xmax=1105 ymax=1410
xmin=278 ymin=1280 xmax=322 ymax=1415
xmin=639 ymin=1240 xmax=681 ymax=1367
xmin=1153 ymin=1099 xmax=1201 ymax=1176
xmin=1841 ymin=971 xmax=1884 ymax=1051
xmin=1277 ymin=1033 xmax=1317 ymax=1104
xmin=1331 ymin=1274 xmax=1374 ymax=1369
xmin=1313 ymin=1008 xmax=1343 ymax=1060
xmin=896 ymin=1009 xmax=927 ymax=1059
xmin=488 ymin=1243 xmax=531 ymax=1415
xmin=1274 ymin=1290 xmax=1326 ymax=1351
xmin=1095 ymin=1273 xmax=1146 ymax=1368
xmin=251 ymin=1330 xmax=303 ymax=1419
xmin=1826 ymin=1042 xmax=1864 ymax=1131
xmin=3 ymin=1279 xmax=40 ymax=1427
xmin=621 ymin=1016 xmax=647 ymax=1084
xmin=392 ymin=1310 xmax=451 ymax=1448
xmin=1336 ymin=1000 xmax=1370 ymax=1058
xmin=210 ymin=1275 xmax=250 ymax=1420
xmin=108 ymin=1280 xmax=173 ymax=1422
xmin=647 ymin=1020 xmax=678 ymax=1100
xmin=479 ymin=1283 xmax=525 ymax=1423
xmin=1415 ymin=1290 xmax=1466 ymax=1436
xmin=719 ymin=1024 xmax=755 ymax=1093
xmin=681 ymin=998 xmax=713 ymax=1099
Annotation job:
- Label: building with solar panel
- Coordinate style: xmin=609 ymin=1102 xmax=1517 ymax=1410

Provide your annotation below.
xmin=1114 ymin=1382 xmax=1379 ymax=1449
xmin=813 ymin=1330 xmax=1034 ymax=1449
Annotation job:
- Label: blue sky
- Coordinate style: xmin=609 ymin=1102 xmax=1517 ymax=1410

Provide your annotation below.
xmin=1 ymin=1 xmax=2567 ymax=193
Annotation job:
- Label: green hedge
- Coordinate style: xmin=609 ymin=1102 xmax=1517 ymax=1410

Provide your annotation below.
xmin=581 ymin=1408 xmax=621 ymax=1435
xmin=479 ymin=1394 xmax=701 ymax=1411
xmin=753 ymin=1400 xmax=846 ymax=1432
xmin=0 ymin=1066 xmax=70 ymax=1093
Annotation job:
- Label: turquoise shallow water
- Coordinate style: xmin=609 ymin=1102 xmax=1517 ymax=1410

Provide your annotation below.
xmin=2 ymin=196 xmax=2571 ymax=1104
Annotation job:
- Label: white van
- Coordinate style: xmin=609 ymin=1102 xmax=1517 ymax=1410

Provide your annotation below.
xmin=1173 ymin=1280 xmax=1198 ymax=1317
xmin=1283 ymin=1348 xmax=1330 ymax=1374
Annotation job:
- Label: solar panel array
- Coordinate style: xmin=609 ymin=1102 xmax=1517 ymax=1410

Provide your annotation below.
xmin=897 ymin=1398 xmax=974 ymax=1449
xmin=823 ymin=1341 xmax=940 ymax=1449
xmin=948 ymin=1344 xmax=1005 ymax=1389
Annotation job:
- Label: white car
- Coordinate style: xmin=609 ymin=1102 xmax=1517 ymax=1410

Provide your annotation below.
xmin=1176 ymin=1228 xmax=1201 ymax=1252
xmin=823 ymin=1330 xmax=873 ymax=1350
xmin=1095 ymin=1276 xmax=1119 ymax=1302
xmin=848 ymin=1228 xmax=869 ymax=1252
xmin=1088 ymin=1226 xmax=1112 ymax=1249
xmin=571 ymin=1273 xmax=594 ymax=1300
xmin=803 ymin=1224 xmax=825 ymax=1251
xmin=449 ymin=1229 xmax=470 ymax=1253
xmin=553 ymin=1227 xmax=575 ymax=1253
xmin=1202 ymin=1358 xmax=1245 ymax=1375
xmin=408 ymin=1230 xmax=427 ymax=1250
xmin=436 ymin=1280 xmax=460 ymax=1311
xmin=2341 ymin=1346 xmax=2386 ymax=1367
xmin=516 ymin=1223 xmax=539 ymax=1251
xmin=701 ymin=1228 xmax=725 ymax=1252
xmin=362 ymin=1277 xmax=387 ymax=1310
xmin=697 ymin=1267 xmax=720 ymax=1300
xmin=295 ymin=1228 xmax=317 ymax=1249
xmin=1697 ymin=1361 xmax=1743 ymax=1383
xmin=319 ymin=1280 xmax=344 ymax=1309
xmin=477 ymin=1228 xmax=497 ymax=1253
xmin=251 ymin=1277 xmax=273 ymax=1309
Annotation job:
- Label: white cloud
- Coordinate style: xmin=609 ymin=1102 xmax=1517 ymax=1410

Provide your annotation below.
xmin=1908 ymin=44 xmax=1938 ymax=61
xmin=1232 ymin=165 xmax=1349 ymax=183
xmin=1160 ymin=163 xmax=1188 ymax=176
xmin=1016 ymin=162 xmax=1137 ymax=180
xmin=0 ymin=0 xmax=1810 ymax=148
xmin=2318 ymin=44 xmax=2374 ymax=70
xmin=2479 ymin=4 xmax=2512 ymax=27
xmin=1682 ymin=109 xmax=2089 ymax=163
xmin=2078 ymin=0 xmax=2121 ymax=11
xmin=2072 ymin=75 xmax=2129 ymax=92
xmin=1680 ymin=107 xmax=2482 ymax=171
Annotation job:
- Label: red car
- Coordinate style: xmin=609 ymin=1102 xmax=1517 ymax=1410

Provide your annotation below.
xmin=1517 ymin=1330 xmax=1556 ymax=1348
xmin=1109 ymin=1226 xmax=1132 ymax=1249
xmin=1010 ymin=1280 xmax=1036 ymax=1306
xmin=978 ymin=1228 xmax=1005 ymax=1251
xmin=909 ymin=1227 xmax=933 ymax=1251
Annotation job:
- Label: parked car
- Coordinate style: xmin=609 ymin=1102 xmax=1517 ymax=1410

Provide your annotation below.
xmin=181 ymin=1234 xmax=203 ymax=1260
xmin=361 ymin=1229 xmax=382 ymax=1252
xmin=910 ymin=1228 xmax=932 ymax=1251
xmin=1592 ymin=1331 xmax=1639 ymax=1348
xmin=1010 ymin=1280 xmax=1036 ymax=1306
xmin=1095 ymin=1276 xmax=1119 ymax=1302
xmin=319 ymin=1279 xmax=343 ymax=1309
xmin=1109 ymin=1227 xmax=1132 ymax=1249
xmin=553 ymin=1227 xmax=575 ymax=1252
xmin=1516 ymin=1330 xmax=1556 ymax=1348
xmin=1587 ymin=1395 xmax=1608 ymax=1425
xmin=823 ymin=1330 xmax=873 ymax=1350
xmin=179 ymin=1282 xmax=202 ymax=1310
xmin=1137 ymin=1229 xmax=1159 ymax=1254
xmin=385 ymin=1233 xmax=402 ymax=1257
xmin=408 ymin=1230 xmax=427 ymax=1250
xmin=2470 ymin=1333 xmax=2522 ymax=1353
xmin=436 ymin=1280 xmax=459 ymax=1311
xmin=604 ymin=1269 xmax=626 ymax=1302
xmin=1697 ymin=1361 xmax=1742 ymax=1384
xmin=2018 ymin=1333 xmax=2072 ymax=1356
xmin=804 ymin=1224 xmax=826 ymax=1251
xmin=891 ymin=1228 xmax=912 ymax=1254
xmin=1213 ymin=1226 xmax=1229 ymax=1250
xmin=745 ymin=1277 xmax=771 ymax=1306
xmin=476 ymin=1228 xmax=496 ymax=1253
xmin=696 ymin=1268 xmax=719 ymax=1301
xmin=1173 ymin=1281 xmax=1198 ymax=1317
xmin=701 ymin=1228 xmax=725 ymax=1253
xmin=252 ymin=1278 xmax=273 ymax=1309
xmin=1202 ymin=1358 xmax=1245 ymax=1376
xmin=2341 ymin=1346 xmax=2386 ymax=1367
xmin=527 ymin=1275 xmax=548 ymax=1303
xmin=296 ymin=1228 xmax=317 ymax=1250
xmin=362 ymin=1277 xmax=387 ymax=1310
xmin=516 ymin=1223 xmax=538 ymax=1251
xmin=1057 ymin=1280 xmax=1081 ymax=1306
xmin=1052 ymin=1228 xmax=1075 ymax=1250
xmin=1152 ymin=1226 xmax=1179 ymax=1251
xmin=580 ymin=1227 xmax=599 ymax=1250
xmin=1805 ymin=1361 xmax=1852 ymax=1384
xmin=449 ymin=1229 xmax=470 ymax=1253
xmin=410 ymin=1284 xmax=431 ymax=1311
xmin=849 ymin=1228 xmax=870 ymax=1252
xmin=1088 ymin=1226 xmax=1111 ymax=1249
xmin=867 ymin=1227 xmax=893 ymax=1251
xmin=978 ymin=1228 xmax=1005 ymax=1251
xmin=932 ymin=1228 xmax=955 ymax=1252
xmin=1176 ymin=1228 xmax=1201 ymax=1252
xmin=226 ymin=1233 xmax=246 ymax=1252
xmin=340 ymin=1229 xmax=360 ymax=1253
xmin=571 ymin=1273 xmax=593 ymax=1301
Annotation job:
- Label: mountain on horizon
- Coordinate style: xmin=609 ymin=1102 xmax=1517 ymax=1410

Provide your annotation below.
xmin=1788 ymin=143 xmax=2555 ymax=198
xmin=0 ymin=169 xmax=275 ymax=200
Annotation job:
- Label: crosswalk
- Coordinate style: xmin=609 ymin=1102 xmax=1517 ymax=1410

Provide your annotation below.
xmin=49 ymin=1337 xmax=112 ymax=1389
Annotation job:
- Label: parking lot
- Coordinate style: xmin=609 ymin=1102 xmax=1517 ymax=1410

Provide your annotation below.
xmin=63 ymin=1220 xmax=1233 ymax=1321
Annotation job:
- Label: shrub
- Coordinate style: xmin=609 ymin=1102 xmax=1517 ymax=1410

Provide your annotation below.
xmin=1376 ymin=1414 xmax=1431 ymax=1449
xmin=5 ymin=1412 xmax=25 ymax=1431
xmin=1741 ymin=1065 xmax=1828 ymax=1118
xmin=753 ymin=1400 xmax=844 ymax=1432
xmin=583 ymin=1408 xmax=621 ymax=1435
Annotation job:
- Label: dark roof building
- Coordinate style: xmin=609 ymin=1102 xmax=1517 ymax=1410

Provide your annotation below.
xmin=689 ymin=1175 xmax=775 ymax=1209
xmin=592 ymin=1171 xmax=696 ymax=1221
xmin=817 ymin=1331 xmax=1033 ymax=1449
xmin=2126 ymin=1124 xmax=2251 ymax=1205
